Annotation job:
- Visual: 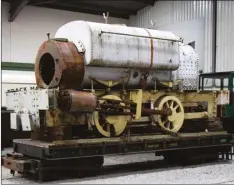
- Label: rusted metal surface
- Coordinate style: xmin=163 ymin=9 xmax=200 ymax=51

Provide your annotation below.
xmin=142 ymin=107 xmax=172 ymax=116
xmin=31 ymin=125 xmax=75 ymax=141
xmin=99 ymin=103 xmax=130 ymax=110
xmin=2 ymin=153 xmax=31 ymax=172
xmin=13 ymin=131 xmax=230 ymax=148
xmin=34 ymin=39 xmax=176 ymax=90
xmin=216 ymin=90 xmax=230 ymax=105
xmin=100 ymin=103 xmax=172 ymax=116
xmin=98 ymin=110 xmax=132 ymax=115
xmin=98 ymin=98 xmax=137 ymax=106
xmin=138 ymin=28 xmax=154 ymax=89
xmin=144 ymin=29 xmax=154 ymax=70
xmin=46 ymin=109 xmax=89 ymax=127
xmin=7 ymin=132 xmax=232 ymax=164
xmin=33 ymin=39 xmax=198 ymax=91
xmin=82 ymin=67 xmax=175 ymax=89
xmin=46 ymin=126 xmax=73 ymax=141
xmin=35 ymin=39 xmax=85 ymax=89
xmin=59 ymin=90 xmax=97 ymax=112
xmin=33 ymin=37 xmax=183 ymax=90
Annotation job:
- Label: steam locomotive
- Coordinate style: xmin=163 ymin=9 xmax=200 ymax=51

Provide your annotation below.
xmin=5 ymin=21 xmax=222 ymax=141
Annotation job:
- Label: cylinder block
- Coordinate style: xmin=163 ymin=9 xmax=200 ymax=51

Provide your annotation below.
xmin=58 ymin=90 xmax=97 ymax=112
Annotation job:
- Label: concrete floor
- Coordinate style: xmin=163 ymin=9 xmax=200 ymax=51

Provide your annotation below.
xmin=1 ymin=148 xmax=234 ymax=184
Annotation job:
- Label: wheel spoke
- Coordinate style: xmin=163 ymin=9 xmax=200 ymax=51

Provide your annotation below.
xmin=101 ymin=121 xmax=107 ymax=128
xmin=164 ymin=121 xmax=170 ymax=128
xmin=113 ymin=123 xmax=118 ymax=134
xmin=173 ymin=104 xmax=179 ymax=111
xmin=169 ymin=122 xmax=174 ymax=129
xmin=106 ymin=124 xmax=110 ymax=132
xmin=110 ymin=124 xmax=116 ymax=136
xmin=170 ymin=100 xmax=174 ymax=108
xmin=162 ymin=119 xmax=167 ymax=125
xmin=95 ymin=95 xmax=129 ymax=137
xmin=157 ymin=96 xmax=184 ymax=133
xmin=166 ymin=102 xmax=170 ymax=108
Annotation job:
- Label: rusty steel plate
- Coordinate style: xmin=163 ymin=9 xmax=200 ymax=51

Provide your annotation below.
xmin=2 ymin=156 xmax=31 ymax=172
xmin=35 ymin=39 xmax=85 ymax=90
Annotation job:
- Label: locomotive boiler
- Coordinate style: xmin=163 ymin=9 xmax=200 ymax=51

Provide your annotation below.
xmin=6 ymin=21 xmax=219 ymax=141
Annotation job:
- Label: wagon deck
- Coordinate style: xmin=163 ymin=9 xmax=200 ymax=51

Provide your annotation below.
xmin=2 ymin=131 xmax=234 ymax=182
xmin=10 ymin=131 xmax=233 ymax=159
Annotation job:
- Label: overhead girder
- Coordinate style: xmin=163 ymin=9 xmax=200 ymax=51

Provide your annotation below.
xmin=130 ymin=0 xmax=155 ymax=6
xmin=8 ymin=0 xmax=156 ymax=21
xmin=9 ymin=0 xmax=30 ymax=22
xmin=33 ymin=0 xmax=138 ymax=19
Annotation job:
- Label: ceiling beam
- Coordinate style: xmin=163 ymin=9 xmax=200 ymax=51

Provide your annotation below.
xmin=39 ymin=4 xmax=130 ymax=19
xmin=130 ymin=0 xmax=155 ymax=6
xmin=28 ymin=0 xmax=56 ymax=6
xmin=9 ymin=0 xmax=30 ymax=22
xmin=53 ymin=1 xmax=138 ymax=15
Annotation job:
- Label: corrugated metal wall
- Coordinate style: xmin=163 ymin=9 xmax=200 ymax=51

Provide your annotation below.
xmin=129 ymin=0 xmax=234 ymax=73
xmin=216 ymin=1 xmax=234 ymax=72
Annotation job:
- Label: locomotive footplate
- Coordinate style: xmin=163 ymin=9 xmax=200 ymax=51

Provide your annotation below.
xmin=2 ymin=131 xmax=233 ymax=181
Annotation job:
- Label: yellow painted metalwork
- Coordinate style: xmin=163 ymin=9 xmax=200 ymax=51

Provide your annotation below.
xmin=93 ymin=95 xmax=130 ymax=137
xmin=45 ymin=86 xmax=218 ymax=137
xmin=129 ymin=89 xmax=142 ymax=120
xmin=184 ymin=112 xmax=209 ymax=119
xmin=89 ymin=77 xmax=126 ymax=88
xmin=160 ymin=80 xmax=182 ymax=88
xmin=182 ymin=102 xmax=199 ymax=107
xmin=156 ymin=96 xmax=184 ymax=132
xmin=184 ymin=91 xmax=217 ymax=118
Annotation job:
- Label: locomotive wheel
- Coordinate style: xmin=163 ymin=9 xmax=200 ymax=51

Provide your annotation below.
xmin=94 ymin=95 xmax=130 ymax=137
xmin=155 ymin=96 xmax=184 ymax=132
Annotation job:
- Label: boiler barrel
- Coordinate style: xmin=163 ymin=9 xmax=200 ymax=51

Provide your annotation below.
xmin=34 ymin=21 xmax=198 ymax=90
xmin=55 ymin=21 xmax=181 ymax=70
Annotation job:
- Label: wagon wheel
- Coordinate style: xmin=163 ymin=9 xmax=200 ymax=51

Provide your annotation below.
xmin=155 ymin=96 xmax=184 ymax=132
xmin=93 ymin=95 xmax=130 ymax=137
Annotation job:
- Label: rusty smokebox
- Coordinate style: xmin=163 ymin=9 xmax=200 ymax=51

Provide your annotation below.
xmin=35 ymin=40 xmax=85 ymax=90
